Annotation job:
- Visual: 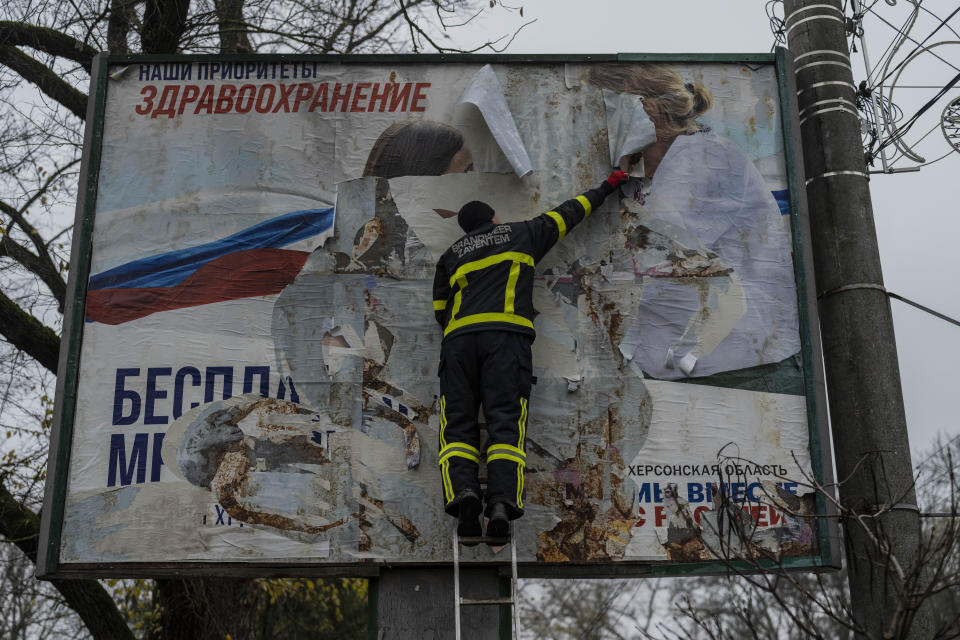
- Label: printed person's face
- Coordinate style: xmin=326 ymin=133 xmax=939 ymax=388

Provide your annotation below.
xmin=444 ymin=147 xmax=474 ymax=174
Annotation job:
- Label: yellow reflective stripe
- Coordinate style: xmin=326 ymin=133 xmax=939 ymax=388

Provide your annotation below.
xmin=443 ymin=312 xmax=533 ymax=337
xmin=441 ymin=441 xmax=481 ymax=456
xmin=488 ymin=452 xmax=526 ymax=465
xmin=440 ymin=462 xmax=453 ymax=502
xmin=517 ymin=465 xmax=524 ymax=509
xmin=576 ymin=195 xmax=592 ymax=217
xmin=487 ymin=443 xmax=525 ymax=458
xmin=439 ymin=395 xmax=447 ymax=448
xmin=439 ymin=396 xmax=453 ymax=502
xmin=504 ymin=262 xmax=521 ymax=314
xmin=448 ymin=251 xmax=535 ymax=288
xmin=439 ymin=450 xmax=481 ymax=464
xmin=510 ymin=397 xmax=529 ymax=510
xmin=449 ymin=275 xmax=466 ymax=322
xmin=517 ymin=397 xmax=527 ymax=451
xmin=433 ymin=300 xmax=447 ymax=310
xmin=441 ymin=460 xmax=453 ymax=502
xmin=545 ymin=210 xmax=566 ymax=240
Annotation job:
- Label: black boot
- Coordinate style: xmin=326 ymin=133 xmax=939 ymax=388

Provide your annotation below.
xmin=456 ymin=491 xmax=482 ymax=545
xmin=485 ymin=502 xmax=510 ymax=543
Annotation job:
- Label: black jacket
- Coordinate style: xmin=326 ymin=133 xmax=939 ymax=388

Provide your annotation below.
xmin=432 ymin=180 xmax=615 ymax=341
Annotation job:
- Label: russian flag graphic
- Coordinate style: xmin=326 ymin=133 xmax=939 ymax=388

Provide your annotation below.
xmin=86 ymin=207 xmax=334 ymax=325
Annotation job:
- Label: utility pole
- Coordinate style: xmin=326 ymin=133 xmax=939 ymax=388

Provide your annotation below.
xmin=784 ymin=1 xmax=931 ymax=637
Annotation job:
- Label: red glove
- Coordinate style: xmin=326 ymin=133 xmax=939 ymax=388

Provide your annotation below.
xmin=605 ymin=170 xmax=628 ymax=189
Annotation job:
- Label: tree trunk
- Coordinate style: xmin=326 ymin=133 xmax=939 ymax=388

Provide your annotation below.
xmin=141 ymin=0 xmax=191 ymax=54
xmin=156 ymin=578 xmax=258 ymax=640
xmin=107 ymin=0 xmax=138 ymax=54
xmin=214 ymin=0 xmax=252 ymax=53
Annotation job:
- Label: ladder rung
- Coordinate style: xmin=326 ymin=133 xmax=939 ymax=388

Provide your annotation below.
xmin=457 ymin=536 xmax=509 ymax=545
xmin=453 ymin=526 xmax=520 ymax=640
xmin=460 ymin=597 xmax=514 ymax=606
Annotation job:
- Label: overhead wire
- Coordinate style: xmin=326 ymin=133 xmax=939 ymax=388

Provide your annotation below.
xmin=860 ymin=1 xmax=920 ymax=85
xmin=850 ymin=1 xmax=960 ymax=164
xmin=918 ymin=2 xmax=960 ymax=40
xmin=901 ymin=118 xmax=947 ymax=148
xmin=872 ymin=2 xmax=929 ymax=161
xmin=847 ymin=2 xmax=887 ymax=164
xmin=885 ymin=122 xmax=958 ymax=168
xmin=887 ymin=290 xmax=960 ymax=329
xmin=767 ymin=0 xmax=786 ymax=47
xmin=881 ymin=84 xmax=960 ymax=88
xmin=876 ymin=3 xmax=960 ymax=85
xmin=863 ymin=3 xmax=960 ymax=77
xmin=873 ymin=67 xmax=960 ymax=155
xmin=859 ymin=0 xmax=921 ymax=85
xmin=865 ymin=3 xmax=960 ymax=159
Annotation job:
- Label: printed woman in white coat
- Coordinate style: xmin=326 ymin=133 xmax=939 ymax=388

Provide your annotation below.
xmin=590 ymin=64 xmax=801 ymax=381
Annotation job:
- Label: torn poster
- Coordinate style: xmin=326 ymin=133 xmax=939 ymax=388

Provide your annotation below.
xmin=46 ymin=58 xmax=829 ymax=576
xmin=602 ymin=89 xmax=658 ymax=170
xmin=455 ymin=64 xmax=533 ymax=178
xmin=613 ymin=130 xmax=800 ymax=379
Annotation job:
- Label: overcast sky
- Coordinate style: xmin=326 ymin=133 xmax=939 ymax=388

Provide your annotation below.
xmin=448 ymin=0 xmax=960 ymax=460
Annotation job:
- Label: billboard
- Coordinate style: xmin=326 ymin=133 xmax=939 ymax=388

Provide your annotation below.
xmin=40 ymin=52 xmax=834 ymax=576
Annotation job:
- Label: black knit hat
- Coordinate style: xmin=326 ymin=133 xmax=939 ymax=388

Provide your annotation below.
xmin=457 ymin=201 xmax=495 ymax=232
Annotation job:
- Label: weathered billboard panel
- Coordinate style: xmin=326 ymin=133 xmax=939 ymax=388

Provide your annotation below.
xmin=40 ymin=53 xmax=833 ymax=576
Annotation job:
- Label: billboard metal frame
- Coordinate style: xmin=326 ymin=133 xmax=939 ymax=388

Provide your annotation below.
xmin=38 ymin=49 xmax=838 ymax=579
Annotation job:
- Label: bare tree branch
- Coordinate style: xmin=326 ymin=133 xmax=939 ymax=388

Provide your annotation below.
xmin=14 ymin=158 xmax=80 ymax=232
xmin=0 ymin=45 xmax=87 ymax=120
xmin=345 ymin=3 xmax=414 ymax=52
xmin=0 ymin=194 xmax=67 ymax=308
xmin=396 ymin=0 xmax=534 ymax=53
xmin=0 ymin=21 xmax=97 ymax=71
xmin=0 ymin=290 xmax=60 ymax=373
xmin=0 ymin=236 xmax=66 ymax=308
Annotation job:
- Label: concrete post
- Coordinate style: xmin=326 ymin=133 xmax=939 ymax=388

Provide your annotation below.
xmin=784 ymin=1 xmax=931 ymax=637
xmin=373 ymin=567 xmax=504 ymax=639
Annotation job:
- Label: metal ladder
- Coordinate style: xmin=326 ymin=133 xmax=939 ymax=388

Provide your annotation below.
xmin=452 ymin=524 xmax=520 ymax=640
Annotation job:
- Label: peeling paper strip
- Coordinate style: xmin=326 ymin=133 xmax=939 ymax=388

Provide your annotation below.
xmin=677 ymin=352 xmax=698 ymax=376
xmin=602 ymin=89 xmax=658 ymax=169
xmin=386 ymin=173 xmax=536 ymax=259
xmin=563 ymin=63 xmax=586 ymax=90
xmin=455 ymin=65 xmax=533 ymax=178
xmin=108 ymin=66 xmax=131 ymax=80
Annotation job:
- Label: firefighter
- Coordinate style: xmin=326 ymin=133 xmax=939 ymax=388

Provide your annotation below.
xmin=432 ymin=170 xmax=629 ymax=542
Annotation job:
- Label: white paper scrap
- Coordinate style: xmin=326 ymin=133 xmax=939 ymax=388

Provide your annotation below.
xmin=678 ymin=352 xmax=698 ymax=376
xmin=455 ymin=65 xmax=533 ymax=178
xmin=602 ymin=89 xmax=657 ymax=169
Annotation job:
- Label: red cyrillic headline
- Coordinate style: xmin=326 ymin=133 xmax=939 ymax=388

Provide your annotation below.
xmin=135 ymin=82 xmax=430 ymax=118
